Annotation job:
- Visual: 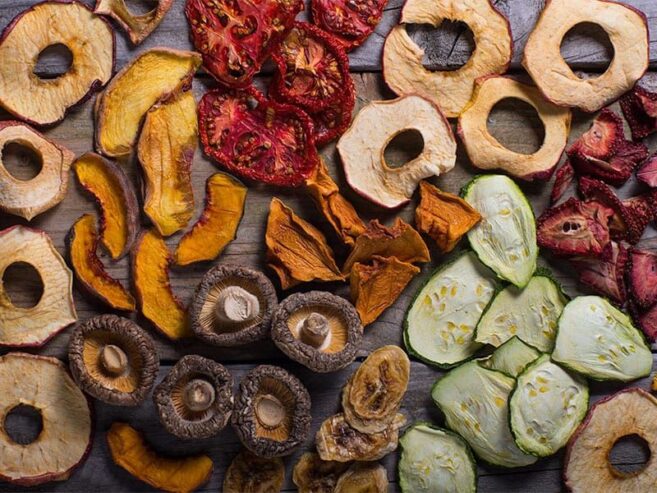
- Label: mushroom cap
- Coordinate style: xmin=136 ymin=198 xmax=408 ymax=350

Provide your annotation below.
xmin=153 ymin=355 xmax=233 ymax=440
xmin=68 ymin=315 xmax=158 ymax=406
xmin=271 ymin=291 xmax=363 ymax=372
xmin=232 ymin=365 xmax=311 ymax=458
xmin=190 ymin=264 xmax=278 ymax=347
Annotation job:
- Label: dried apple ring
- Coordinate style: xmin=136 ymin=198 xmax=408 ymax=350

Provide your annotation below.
xmin=457 ymin=76 xmax=572 ymax=181
xmin=0 ymin=121 xmax=74 ymax=221
xmin=0 ymin=226 xmax=77 ymax=347
xmin=0 ymin=1 xmax=114 ymax=126
xmin=383 ymin=0 xmax=512 ymax=118
xmin=95 ymin=0 xmax=174 ymax=45
xmin=523 ymin=0 xmax=649 ymax=112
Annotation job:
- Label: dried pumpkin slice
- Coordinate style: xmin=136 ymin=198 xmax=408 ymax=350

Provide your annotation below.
xmin=0 ymin=121 xmax=74 ymax=221
xmin=74 ymin=153 xmax=139 ymax=260
xmin=383 ymin=0 xmax=513 ymax=118
xmin=132 ymin=230 xmax=191 ymax=340
xmin=107 ymin=422 xmax=213 ymax=493
xmin=0 ymin=1 xmax=114 ymax=126
xmin=0 ymin=226 xmax=77 ymax=347
xmin=175 ymin=173 xmax=247 ymax=266
xmin=95 ymin=48 xmax=202 ymax=158
xmin=94 ymin=0 xmax=174 ymax=45
xmin=522 ymin=0 xmax=649 ymax=112
xmin=138 ymin=90 xmax=197 ymax=237
xmin=68 ymin=214 xmax=135 ymax=311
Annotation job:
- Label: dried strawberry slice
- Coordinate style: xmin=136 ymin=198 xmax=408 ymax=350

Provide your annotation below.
xmin=198 ymin=86 xmax=319 ymax=187
xmin=637 ymin=153 xmax=657 ymax=187
xmin=550 ymin=160 xmax=575 ymax=205
xmin=185 ymin=0 xmax=303 ymax=88
xmin=571 ymin=242 xmax=628 ymax=305
xmin=634 ymin=303 xmax=657 ymax=342
xmin=620 ymin=85 xmax=657 ymax=140
xmin=311 ymin=0 xmax=386 ymax=50
xmin=628 ymin=248 xmax=657 ymax=309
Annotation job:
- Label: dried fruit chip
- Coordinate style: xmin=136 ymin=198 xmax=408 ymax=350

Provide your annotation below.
xmin=635 ymin=303 xmax=657 ymax=342
xmin=0 ymin=121 xmax=74 ymax=220
xmin=311 ymin=0 xmax=386 ymax=50
xmin=571 ymin=242 xmax=628 ymax=304
xmin=0 ymin=1 xmax=114 ymax=126
xmin=95 ymin=48 xmax=201 ymax=158
xmin=175 ymin=173 xmax=247 ymax=266
xmin=620 ymin=85 xmax=657 ymax=140
xmin=637 ymin=153 xmax=657 ymax=188
xmin=224 ymin=449 xmax=285 ymax=493
xmin=628 ymin=248 xmax=657 ymax=309
xmin=383 ymin=0 xmax=512 ymax=118
xmin=335 ymin=462 xmax=387 ymax=493
xmin=293 ymin=452 xmax=350 ymax=493
xmin=138 ymin=90 xmax=197 ymax=237
xmin=107 ymin=422 xmax=213 ymax=493
xmin=311 ymin=96 xmax=357 ymax=146
xmin=550 ymin=160 xmax=575 ymax=205
xmin=95 ymin=0 xmax=174 ymax=45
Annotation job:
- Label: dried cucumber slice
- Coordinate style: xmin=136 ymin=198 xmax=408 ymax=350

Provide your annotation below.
xmin=399 ymin=422 xmax=477 ymax=493
xmin=462 ymin=175 xmax=537 ymax=288
xmin=479 ymin=336 xmax=540 ymax=378
xmin=509 ymin=354 xmax=589 ymax=457
xmin=404 ymin=252 xmax=496 ymax=368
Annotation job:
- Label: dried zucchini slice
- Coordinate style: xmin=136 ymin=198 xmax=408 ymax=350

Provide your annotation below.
xmin=478 ymin=336 xmax=541 ymax=378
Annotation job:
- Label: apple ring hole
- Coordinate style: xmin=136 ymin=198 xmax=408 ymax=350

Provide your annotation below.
xmin=608 ymin=434 xmax=651 ymax=476
xmin=560 ymin=22 xmax=614 ymax=78
xmin=383 ymin=129 xmax=425 ymax=169
xmin=4 ymin=404 xmax=44 ymax=445
xmin=487 ymin=98 xmax=545 ymax=155
xmin=406 ymin=21 xmax=474 ymax=71
xmin=33 ymin=44 xmax=74 ymax=80
xmin=1 ymin=141 xmax=43 ymax=181
xmin=125 ymin=0 xmax=160 ymax=16
xmin=2 ymin=262 xmax=44 ymax=309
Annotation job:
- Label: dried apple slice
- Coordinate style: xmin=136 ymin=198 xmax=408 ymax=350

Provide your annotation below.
xmin=95 ymin=0 xmax=174 ymax=45
xmin=0 ymin=226 xmax=76 ymax=347
xmin=0 ymin=121 xmax=74 ymax=220
xmin=383 ymin=0 xmax=513 ymax=118
xmin=132 ymin=230 xmax=191 ymax=340
xmin=458 ymin=76 xmax=571 ymax=181
xmin=522 ymin=0 xmax=649 ymax=112
xmin=0 ymin=1 xmax=114 ymax=126
xmin=175 ymin=173 xmax=247 ymax=266
xmin=95 ymin=48 xmax=202 ymax=158
xmin=74 ymin=153 xmax=139 ymax=260
xmin=138 ymin=90 xmax=197 ymax=237
xmin=68 ymin=214 xmax=135 ymax=312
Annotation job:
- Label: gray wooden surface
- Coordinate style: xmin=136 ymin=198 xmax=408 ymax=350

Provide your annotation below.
xmin=0 ymin=0 xmax=656 ymax=492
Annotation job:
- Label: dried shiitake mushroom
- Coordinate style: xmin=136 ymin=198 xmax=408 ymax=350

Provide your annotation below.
xmin=0 ymin=1 xmax=114 ymax=126
xmin=292 ymin=452 xmax=350 ymax=493
xmin=154 ymin=355 xmax=233 ymax=440
xmin=0 ymin=226 xmax=76 ymax=347
xmin=335 ymin=462 xmax=388 ymax=493
xmin=189 ymin=264 xmax=278 ymax=347
xmin=0 ymin=353 xmax=92 ymax=486
xmin=337 ymin=95 xmax=456 ymax=209
xmin=383 ymin=0 xmax=513 ymax=118
xmin=0 ymin=121 xmax=74 ymax=220
xmin=271 ymin=291 xmax=363 ymax=373
xmin=223 ymin=449 xmax=285 ymax=493
xmin=95 ymin=0 xmax=174 ymax=45
xmin=232 ymin=365 xmax=312 ymax=458
xmin=68 ymin=314 xmax=158 ymax=406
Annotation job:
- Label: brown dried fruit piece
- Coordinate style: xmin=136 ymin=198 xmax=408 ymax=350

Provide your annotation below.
xmin=0 ymin=226 xmax=76 ymax=347
xmin=74 ymin=153 xmax=139 ymax=260
xmin=132 ymin=230 xmax=191 ymax=340
xmin=571 ymin=242 xmax=628 ymax=305
xmin=0 ymin=1 xmax=114 ymax=126
xmin=175 ymin=173 xmax=247 ymax=265
xmin=223 ymin=449 xmax=285 ymax=493
xmin=293 ymin=452 xmax=350 ymax=493
xmin=95 ymin=0 xmax=174 ymax=45
xmin=96 ymin=48 xmax=202 ymax=158
xmin=335 ymin=462 xmax=388 ymax=493
xmin=67 ymin=214 xmax=136 ymax=311
xmin=138 ymin=90 xmax=197 ymax=237
xmin=0 ymin=121 xmax=74 ymax=220
xmin=107 ymin=422 xmax=213 ymax=493
xmin=266 ymin=197 xmax=344 ymax=289
xmin=620 ymin=85 xmax=657 ymax=140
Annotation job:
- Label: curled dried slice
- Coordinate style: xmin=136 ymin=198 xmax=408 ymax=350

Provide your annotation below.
xmin=458 ymin=77 xmax=571 ymax=180
xmin=107 ymin=422 xmax=213 ymax=492
xmin=383 ymin=0 xmax=512 ymax=118
xmin=95 ymin=0 xmax=174 ymax=45
xmin=635 ymin=303 xmax=657 ymax=342
xmin=335 ymin=463 xmax=387 ymax=493
xmin=96 ymin=48 xmax=201 ymax=158
xmin=479 ymin=336 xmax=541 ymax=378
xmin=311 ymin=0 xmax=386 ymax=50
xmin=620 ymin=85 xmax=657 ymax=140
xmin=0 ymin=121 xmax=74 ymax=220
xmin=337 ymin=95 xmax=456 ymax=209
xmin=522 ymin=0 xmax=649 ymax=112
xmin=637 ymin=152 xmax=657 ymax=188
xmin=138 ymin=90 xmax=197 ymax=237
xmin=0 ymin=1 xmax=114 ymax=126
xmin=175 ymin=173 xmax=247 ymax=266
xmin=293 ymin=452 xmax=350 ymax=493
xmin=550 ymin=160 xmax=575 ymax=205
xmin=74 ymin=153 xmax=139 ymax=260
xmin=67 ymin=214 xmax=135 ymax=311
xmin=0 ymin=226 xmax=76 ymax=347
xmin=223 ymin=449 xmax=285 ymax=493
xmin=628 ymin=248 xmax=657 ymax=309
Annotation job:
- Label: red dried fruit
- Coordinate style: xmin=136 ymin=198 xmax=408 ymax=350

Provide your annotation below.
xmin=627 ymin=248 xmax=657 ymax=309
xmin=198 ymin=86 xmax=319 ymax=187
xmin=550 ymin=160 xmax=575 ymax=205
xmin=570 ymin=242 xmax=628 ymax=305
xmin=185 ymin=0 xmax=303 ymax=88
xmin=634 ymin=303 xmax=657 ymax=342
xmin=537 ymin=198 xmax=613 ymax=258
xmin=311 ymin=0 xmax=386 ymax=50
xmin=620 ymin=85 xmax=657 ymax=140
xmin=637 ymin=153 xmax=657 ymax=188
xmin=312 ymin=100 xmax=355 ymax=145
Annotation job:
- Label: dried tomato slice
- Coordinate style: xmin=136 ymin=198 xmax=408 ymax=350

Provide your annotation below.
xmin=198 ymin=86 xmax=319 ymax=187
xmin=311 ymin=0 xmax=386 ymax=50
xmin=185 ymin=0 xmax=303 ymax=88
xmin=311 ymin=97 xmax=355 ymax=145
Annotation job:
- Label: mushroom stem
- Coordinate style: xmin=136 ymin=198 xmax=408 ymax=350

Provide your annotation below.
xmin=214 ymin=286 xmax=260 ymax=324
xmin=100 ymin=344 xmax=128 ymax=376
xmin=255 ymin=394 xmax=286 ymax=429
xmin=183 ymin=379 xmax=216 ymax=412
xmin=300 ymin=312 xmax=329 ymax=348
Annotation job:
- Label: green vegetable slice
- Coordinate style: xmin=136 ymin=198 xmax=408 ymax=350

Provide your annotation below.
xmin=509 ymin=355 xmax=588 ymax=457
xmin=462 ymin=174 xmax=537 ymax=288
xmin=404 ymin=252 xmax=496 ymax=368
xmin=552 ymin=296 xmax=652 ymax=381
xmin=479 ymin=336 xmax=541 ymax=378
xmin=431 ymin=360 xmax=538 ymax=468
xmin=475 ymin=275 xmax=567 ymax=352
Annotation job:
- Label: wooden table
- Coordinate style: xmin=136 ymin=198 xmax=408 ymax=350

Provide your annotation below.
xmin=0 ymin=0 xmax=656 ymax=491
